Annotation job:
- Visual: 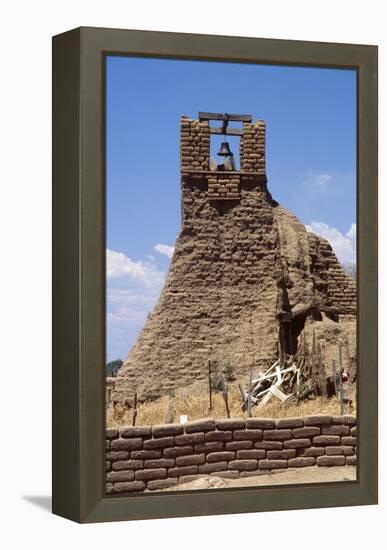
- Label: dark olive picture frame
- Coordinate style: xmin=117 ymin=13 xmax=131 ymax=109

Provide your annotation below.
xmin=52 ymin=26 xmax=378 ymax=523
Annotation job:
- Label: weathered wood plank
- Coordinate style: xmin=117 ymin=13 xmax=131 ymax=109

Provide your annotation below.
xmin=209 ymin=127 xmax=243 ymax=136
xmin=199 ymin=112 xmax=252 ymax=122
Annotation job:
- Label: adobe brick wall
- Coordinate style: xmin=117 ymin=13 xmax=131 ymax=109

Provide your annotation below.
xmin=308 ymin=232 xmax=356 ymax=317
xmin=106 ymin=415 xmax=357 ymax=494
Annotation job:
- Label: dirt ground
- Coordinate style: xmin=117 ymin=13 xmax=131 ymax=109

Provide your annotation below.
xmin=157 ymin=466 xmax=356 ymax=491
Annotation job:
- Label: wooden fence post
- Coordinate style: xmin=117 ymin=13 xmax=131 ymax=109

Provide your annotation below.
xmin=332 ymin=359 xmax=338 ymax=397
xmin=208 ymin=360 xmax=212 ymax=411
xmin=338 ymin=339 xmax=344 ymax=415
xmin=132 ymin=392 xmax=138 ymax=426
xmin=247 ymin=367 xmax=252 ymax=418
xmin=220 ymin=373 xmax=230 ymax=418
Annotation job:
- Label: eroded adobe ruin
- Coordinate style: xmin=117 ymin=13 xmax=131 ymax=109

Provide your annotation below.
xmin=111 ymin=113 xmax=356 ymax=404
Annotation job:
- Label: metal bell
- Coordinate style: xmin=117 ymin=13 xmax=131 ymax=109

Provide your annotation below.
xmin=217 ymin=141 xmax=233 ymax=156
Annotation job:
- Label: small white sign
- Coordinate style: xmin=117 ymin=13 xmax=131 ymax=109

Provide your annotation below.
xmin=180 ymin=415 xmax=188 ymax=424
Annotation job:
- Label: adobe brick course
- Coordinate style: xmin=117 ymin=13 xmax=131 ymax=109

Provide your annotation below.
xmin=313 ymin=435 xmax=341 ymax=446
xmin=106 ymin=410 xmax=356 ymax=495
xmin=234 ymin=429 xmax=262 ymax=441
xmin=264 ymin=429 xmax=292 ymax=441
xmin=152 ymin=424 xmax=183 ymax=437
xmin=163 ymin=445 xmax=193 ymax=458
xmin=143 ymin=436 xmax=174 ymax=449
xmin=292 ymin=427 xmax=321 ymax=438
xmin=317 ymin=455 xmax=346 ymax=467
xmin=120 ymin=426 xmax=151 ymax=438
xmin=276 ymin=417 xmax=304 ymax=429
xmin=246 ymin=418 xmax=275 ymax=430
xmin=205 ymin=431 xmax=233 ymax=442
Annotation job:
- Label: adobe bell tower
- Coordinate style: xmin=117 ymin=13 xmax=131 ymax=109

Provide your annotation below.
xmin=111 ymin=112 xmax=356 ymax=404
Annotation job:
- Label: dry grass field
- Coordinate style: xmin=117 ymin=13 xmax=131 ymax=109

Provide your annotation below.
xmin=106 ymin=381 xmax=355 ymax=427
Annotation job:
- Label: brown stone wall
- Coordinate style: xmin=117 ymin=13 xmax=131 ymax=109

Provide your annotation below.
xmin=241 ymin=120 xmax=266 ymax=174
xmin=207 ymin=174 xmax=240 ymax=200
xmin=308 ymin=233 xmax=356 ymax=316
xmin=105 ymin=415 xmax=357 ymax=494
xmin=180 ymin=116 xmax=210 ymax=171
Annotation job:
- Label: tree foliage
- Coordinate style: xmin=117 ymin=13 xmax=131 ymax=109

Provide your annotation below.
xmin=106 ymin=359 xmax=123 ymax=377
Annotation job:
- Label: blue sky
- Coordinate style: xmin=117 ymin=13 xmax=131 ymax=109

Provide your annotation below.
xmin=106 ymin=56 xmax=356 ymax=362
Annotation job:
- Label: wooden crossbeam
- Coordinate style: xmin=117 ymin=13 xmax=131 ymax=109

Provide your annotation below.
xmin=209 ymin=127 xmax=243 ymax=136
xmin=199 ymin=112 xmax=252 ymax=122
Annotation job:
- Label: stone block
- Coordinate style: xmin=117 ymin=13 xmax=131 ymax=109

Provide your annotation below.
xmin=228 ymin=459 xmax=258 ymax=471
xmin=144 ymin=458 xmax=175 ymax=469
xmin=168 ymin=466 xmax=199 ymax=478
xmin=204 ymin=431 xmax=232 ymax=442
xmin=342 ymin=436 xmax=357 ymax=446
xmin=111 ymin=438 xmax=143 ymax=451
xmin=226 ymin=440 xmax=253 ymax=451
xmin=304 ymin=447 xmax=325 ymax=457
xmin=152 ymin=424 xmax=183 ymax=437
xmin=288 ymin=457 xmax=316 ymax=468
xmin=185 ymin=419 xmax=215 ymax=433
xmin=113 ymin=481 xmax=145 ymax=493
xmin=163 ymin=445 xmax=193 ymax=458
xmin=317 ymin=455 xmax=346 ymax=467
xmin=135 ymin=468 xmax=167 ymax=481
xmin=143 ymin=436 xmax=175 ymax=450
xmin=276 ymin=417 xmax=304 ymax=429
xmin=350 ymin=426 xmax=357 ymax=436
xmin=234 ymin=429 xmax=262 ymax=441
xmin=175 ymin=433 xmax=205 ymax=446
xmin=207 ymin=451 xmax=235 ymax=463
xmin=325 ymin=446 xmax=345 ymax=456
xmin=346 ymin=455 xmax=357 ymax=466
xmin=198 ymin=462 xmax=228 ymax=474
xmin=131 ymin=450 xmax=162 ymax=460
xmin=263 ymin=429 xmax=292 ymax=441
xmin=304 ymin=415 xmax=332 ymax=426
xmin=105 ymin=483 xmax=113 ymax=494
xmin=106 ymin=470 xmax=134 ymax=483
xmin=237 ymin=449 xmax=266 ymax=460
xmin=313 ymin=435 xmax=340 ymax=446
xmin=255 ymin=440 xmax=283 ymax=450
xmin=106 ymin=451 xmax=129 ymax=461
xmin=120 ymin=426 xmax=151 ymax=438
xmin=292 ymin=427 xmax=320 ymax=438
xmin=258 ymin=459 xmax=287 ymax=470
xmin=283 ymin=438 xmax=311 ymax=449
xmin=194 ymin=442 xmax=223 ymax=453
xmin=321 ymin=425 xmax=349 ymax=436
xmin=176 ymin=454 xmax=205 ymax=467
xmin=267 ymin=449 xmax=296 ymax=460
xmin=216 ymin=418 xmax=246 ymax=430
xmin=332 ymin=415 xmax=356 ymax=426
xmin=112 ymin=459 xmax=143 ymax=471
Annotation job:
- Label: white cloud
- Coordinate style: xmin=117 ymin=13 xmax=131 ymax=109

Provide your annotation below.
xmin=106 ymin=249 xmax=165 ymax=287
xmin=154 ymin=243 xmax=174 ymax=259
xmin=306 ymin=222 xmax=356 ymax=264
xmin=302 ymin=171 xmax=333 ymax=189
xmin=106 ymin=249 xmax=167 ymax=359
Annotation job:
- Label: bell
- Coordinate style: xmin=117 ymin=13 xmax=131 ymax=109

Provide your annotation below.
xmin=217 ymin=141 xmax=233 ymax=156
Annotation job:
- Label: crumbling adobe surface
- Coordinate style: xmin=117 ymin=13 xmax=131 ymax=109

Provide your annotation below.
xmin=111 ymin=115 xmax=356 ymax=404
